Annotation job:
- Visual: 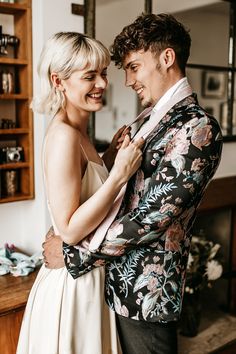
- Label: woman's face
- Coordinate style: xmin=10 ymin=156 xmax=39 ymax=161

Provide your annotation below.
xmin=61 ymin=66 xmax=108 ymax=113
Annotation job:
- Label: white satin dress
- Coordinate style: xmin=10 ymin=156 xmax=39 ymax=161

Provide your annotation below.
xmin=16 ymin=159 xmax=121 ymax=354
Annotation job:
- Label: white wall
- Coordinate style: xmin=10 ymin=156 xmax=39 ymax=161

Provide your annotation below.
xmin=95 ymin=0 xmax=144 ymax=141
xmin=0 ymin=0 xmax=235 ymax=254
xmin=0 ymin=0 xmax=83 ymax=254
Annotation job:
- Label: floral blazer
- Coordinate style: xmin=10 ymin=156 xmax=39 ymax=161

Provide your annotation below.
xmin=63 ymin=94 xmax=223 ymax=323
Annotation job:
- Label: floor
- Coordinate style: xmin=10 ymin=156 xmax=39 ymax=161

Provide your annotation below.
xmin=178 ymin=310 xmax=236 ymax=354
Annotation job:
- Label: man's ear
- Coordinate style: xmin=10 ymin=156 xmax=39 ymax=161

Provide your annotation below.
xmin=160 ymin=48 xmax=176 ymax=69
xmin=51 ymin=72 xmax=65 ymax=92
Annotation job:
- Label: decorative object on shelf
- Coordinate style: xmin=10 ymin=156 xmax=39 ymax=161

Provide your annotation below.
xmin=3 ymin=169 xmax=18 ymax=195
xmin=0 ymin=118 xmax=16 ymax=129
xmin=0 ymin=243 xmax=42 ymax=277
xmin=180 ymin=235 xmax=223 ymax=337
xmin=202 ymin=71 xmax=226 ymax=98
xmin=0 ymin=70 xmax=14 ymax=93
xmin=0 ymin=146 xmax=24 ymax=164
xmin=0 ymin=25 xmax=19 ymax=56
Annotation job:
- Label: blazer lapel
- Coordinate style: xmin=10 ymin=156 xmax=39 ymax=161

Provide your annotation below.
xmin=143 ymin=94 xmax=197 ymax=151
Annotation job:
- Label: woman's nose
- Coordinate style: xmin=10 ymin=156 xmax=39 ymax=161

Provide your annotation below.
xmin=95 ymin=76 xmax=107 ymax=89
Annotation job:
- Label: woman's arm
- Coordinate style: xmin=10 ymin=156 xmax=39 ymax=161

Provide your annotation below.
xmin=44 ymin=123 xmax=143 ymax=246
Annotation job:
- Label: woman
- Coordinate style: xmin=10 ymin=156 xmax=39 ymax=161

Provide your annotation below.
xmin=16 ymin=32 xmax=143 ymax=354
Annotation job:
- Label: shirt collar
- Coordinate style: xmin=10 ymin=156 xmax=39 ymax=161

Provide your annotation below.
xmin=152 ymin=77 xmax=189 ymax=114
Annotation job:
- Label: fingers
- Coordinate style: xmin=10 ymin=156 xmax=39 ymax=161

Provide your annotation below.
xmin=132 ymin=137 xmax=145 ymax=148
xmin=113 ymin=125 xmax=127 ymax=140
xmin=122 ymin=126 xmax=131 ymax=136
xmin=120 ymin=134 xmax=130 ymax=148
xmin=46 ymin=226 xmax=54 ymax=240
xmin=117 ymin=125 xmax=127 ymax=134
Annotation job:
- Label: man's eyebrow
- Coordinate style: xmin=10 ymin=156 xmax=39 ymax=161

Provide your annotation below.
xmin=124 ymin=60 xmax=136 ymax=69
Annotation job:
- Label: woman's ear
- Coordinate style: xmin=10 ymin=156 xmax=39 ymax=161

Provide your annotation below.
xmin=160 ymin=48 xmax=175 ymax=69
xmin=51 ymin=72 xmax=65 ymax=92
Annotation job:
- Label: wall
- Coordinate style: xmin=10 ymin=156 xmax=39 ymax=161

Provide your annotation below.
xmin=95 ymin=0 xmax=144 ymax=141
xmin=0 ymin=0 xmax=83 ymax=254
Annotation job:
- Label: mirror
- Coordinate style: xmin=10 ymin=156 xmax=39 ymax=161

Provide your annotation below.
xmin=173 ymin=1 xmax=236 ymax=141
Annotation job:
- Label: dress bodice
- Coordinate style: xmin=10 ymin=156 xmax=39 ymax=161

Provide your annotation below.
xmin=80 ymin=161 xmax=108 ymax=203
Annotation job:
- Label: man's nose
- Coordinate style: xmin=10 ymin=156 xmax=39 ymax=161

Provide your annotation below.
xmin=125 ymin=72 xmax=135 ymax=87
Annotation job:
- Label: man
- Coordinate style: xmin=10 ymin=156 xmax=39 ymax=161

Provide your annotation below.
xmin=44 ymin=13 xmax=223 ymax=354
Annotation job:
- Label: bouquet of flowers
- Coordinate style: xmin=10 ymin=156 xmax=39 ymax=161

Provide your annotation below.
xmin=185 ymin=235 xmax=223 ymax=294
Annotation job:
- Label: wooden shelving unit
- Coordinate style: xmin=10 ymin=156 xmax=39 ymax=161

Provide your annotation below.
xmin=0 ymin=0 xmax=34 ymax=203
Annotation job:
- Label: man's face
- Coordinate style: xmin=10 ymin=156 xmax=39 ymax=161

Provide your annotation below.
xmin=123 ymin=49 xmax=168 ymax=108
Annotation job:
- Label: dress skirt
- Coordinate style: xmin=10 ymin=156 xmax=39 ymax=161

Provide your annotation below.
xmin=17 ymin=264 xmax=121 ymax=354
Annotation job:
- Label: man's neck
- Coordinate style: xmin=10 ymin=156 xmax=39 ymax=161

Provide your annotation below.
xmin=153 ymin=77 xmax=189 ymax=112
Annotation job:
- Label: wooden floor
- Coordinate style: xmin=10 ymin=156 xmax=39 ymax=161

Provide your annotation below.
xmin=178 ymin=311 xmax=236 ymax=354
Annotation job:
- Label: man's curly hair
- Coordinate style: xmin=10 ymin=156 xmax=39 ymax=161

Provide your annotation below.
xmin=111 ymin=13 xmax=191 ymax=74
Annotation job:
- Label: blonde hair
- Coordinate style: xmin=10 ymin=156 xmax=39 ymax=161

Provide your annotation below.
xmin=32 ymin=32 xmax=110 ymax=116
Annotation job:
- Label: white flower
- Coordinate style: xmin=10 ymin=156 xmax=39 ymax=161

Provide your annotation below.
xmin=206 ymin=260 xmax=223 ymax=281
xmin=209 ymin=244 xmax=221 ymax=260
xmin=187 ymin=253 xmax=194 ymax=270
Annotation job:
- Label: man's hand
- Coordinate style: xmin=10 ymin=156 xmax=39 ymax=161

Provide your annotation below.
xmin=102 ymin=125 xmax=131 ymax=171
xmin=42 ymin=227 xmax=65 ymax=269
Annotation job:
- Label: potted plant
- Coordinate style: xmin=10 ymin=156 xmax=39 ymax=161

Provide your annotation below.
xmin=180 ymin=235 xmax=223 ymax=337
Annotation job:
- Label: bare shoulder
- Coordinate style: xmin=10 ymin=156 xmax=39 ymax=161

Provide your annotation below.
xmin=45 ymin=117 xmax=81 ymax=155
xmin=43 ymin=116 xmax=83 ymax=179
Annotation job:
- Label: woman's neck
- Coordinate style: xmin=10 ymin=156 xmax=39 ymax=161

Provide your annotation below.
xmin=59 ymin=107 xmax=90 ymax=135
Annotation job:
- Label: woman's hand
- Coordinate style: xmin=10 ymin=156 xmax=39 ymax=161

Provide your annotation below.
xmin=111 ymin=134 xmax=144 ymax=183
xmin=111 ymin=125 xmax=131 ymax=150
xmin=102 ymin=125 xmax=131 ymax=171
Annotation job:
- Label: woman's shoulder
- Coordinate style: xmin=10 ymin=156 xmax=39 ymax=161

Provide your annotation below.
xmin=46 ymin=116 xmax=81 ymax=147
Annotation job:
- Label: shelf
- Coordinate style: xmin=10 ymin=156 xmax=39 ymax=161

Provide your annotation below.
xmin=0 ymin=0 xmax=34 ymax=203
xmin=0 ymin=192 xmax=34 ymax=203
xmin=0 ymin=128 xmax=29 ymax=134
xmin=0 ymin=2 xmax=28 ymax=14
xmin=0 ymin=162 xmax=29 ymax=170
xmin=0 ymin=57 xmax=28 ymax=65
xmin=0 ymin=94 xmax=29 ymax=100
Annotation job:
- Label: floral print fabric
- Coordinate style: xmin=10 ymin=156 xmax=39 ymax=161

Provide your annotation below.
xmin=63 ymin=94 xmax=223 ymax=322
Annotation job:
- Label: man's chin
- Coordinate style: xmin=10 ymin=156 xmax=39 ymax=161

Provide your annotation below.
xmin=141 ymin=100 xmax=153 ymax=109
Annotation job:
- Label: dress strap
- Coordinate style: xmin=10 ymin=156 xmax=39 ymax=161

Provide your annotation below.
xmin=80 ymin=143 xmax=89 ymax=161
